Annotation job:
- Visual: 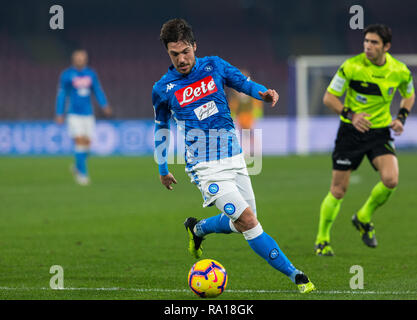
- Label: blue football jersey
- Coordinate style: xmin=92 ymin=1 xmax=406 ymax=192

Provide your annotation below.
xmin=152 ymin=56 xmax=267 ymax=174
xmin=56 ymin=66 xmax=108 ymax=116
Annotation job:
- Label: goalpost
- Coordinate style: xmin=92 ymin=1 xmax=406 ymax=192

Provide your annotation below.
xmin=289 ymin=54 xmax=417 ymax=154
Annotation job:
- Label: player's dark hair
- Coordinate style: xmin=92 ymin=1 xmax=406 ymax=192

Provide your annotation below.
xmin=160 ymin=18 xmax=195 ymax=49
xmin=364 ymin=24 xmax=392 ymax=45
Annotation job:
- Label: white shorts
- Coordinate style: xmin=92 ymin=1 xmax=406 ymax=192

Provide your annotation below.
xmin=67 ymin=114 xmax=95 ymax=139
xmin=186 ymin=153 xmax=256 ymax=217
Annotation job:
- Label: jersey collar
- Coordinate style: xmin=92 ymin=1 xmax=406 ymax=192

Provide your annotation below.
xmin=363 ymin=52 xmax=391 ymax=69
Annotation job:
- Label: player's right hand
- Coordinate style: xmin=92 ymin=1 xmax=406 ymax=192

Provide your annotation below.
xmin=258 ymin=89 xmax=279 ymax=107
xmin=55 ymin=116 xmax=65 ymax=125
xmin=351 ymin=112 xmax=372 ymax=133
xmin=160 ymin=173 xmax=177 ymax=190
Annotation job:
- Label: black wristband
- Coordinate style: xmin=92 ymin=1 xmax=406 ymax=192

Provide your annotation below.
xmin=341 ymin=107 xmax=354 ymax=121
xmin=396 ymin=107 xmax=409 ymax=125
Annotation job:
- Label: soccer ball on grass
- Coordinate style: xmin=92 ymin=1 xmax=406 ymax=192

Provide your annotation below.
xmin=187 ymin=259 xmax=228 ymax=298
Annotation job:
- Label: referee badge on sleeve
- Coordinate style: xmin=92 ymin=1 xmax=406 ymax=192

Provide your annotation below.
xmin=330 ymin=74 xmax=346 ymax=92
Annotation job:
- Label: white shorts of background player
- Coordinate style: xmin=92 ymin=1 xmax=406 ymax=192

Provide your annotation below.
xmin=67 ymin=114 xmax=95 ymax=139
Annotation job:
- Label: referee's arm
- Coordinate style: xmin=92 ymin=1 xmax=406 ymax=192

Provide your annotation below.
xmin=323 ymin=91 xmax=344 ymax=115
xmin=323 ymin=91 xmax=371 ymax=133
xmin=391 ymin=93 xmax=415 ymax=135
xmin=399 ymin=93 xmax=415 ymax=114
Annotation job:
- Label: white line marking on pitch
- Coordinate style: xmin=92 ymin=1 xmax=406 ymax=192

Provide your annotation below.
xmin=0 ymin=287 xmax=416 ymax=296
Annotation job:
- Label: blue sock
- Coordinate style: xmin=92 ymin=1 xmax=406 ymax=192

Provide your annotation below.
xmin=75 ymin=151 xmax=88 ymax=176
xmin=195 ymin=213 xmax=232 ymax=236
xmin=247 ymin=230 xmax=301 ymax=283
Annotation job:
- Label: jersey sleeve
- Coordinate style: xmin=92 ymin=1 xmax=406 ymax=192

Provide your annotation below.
xmin=55 ymin=71 xmax=69 ymax=116
xmin=152 ymin=86 xmax=171 ymax=126
xmin=217 ymin=57 xmax=267 ymax=100
xmin=398 ymin=68 xmax=415 ymax=99
xmin=152 ymin=86 xmax=171 ymax=176
xmin=327 ymin=61 xmax=350 ymax=97
xmin=91 ymin=71 xmax=108 ymax=107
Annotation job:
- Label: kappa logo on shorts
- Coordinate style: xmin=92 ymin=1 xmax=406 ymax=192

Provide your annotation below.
xmin=208 ymin=183 xmax=219 ymax=194
xmin=269 ymin=248 xmax=279 ymax=260
xmin=223 ymin=203 xmax=236 ymax=215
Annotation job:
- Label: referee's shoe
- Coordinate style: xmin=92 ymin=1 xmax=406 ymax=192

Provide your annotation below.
xmin=352 ymin=214 xmax=377 ymax=248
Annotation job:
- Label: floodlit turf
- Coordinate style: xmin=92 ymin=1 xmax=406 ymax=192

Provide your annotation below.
xmin=1 ymin=153 xmax=417 ymax=300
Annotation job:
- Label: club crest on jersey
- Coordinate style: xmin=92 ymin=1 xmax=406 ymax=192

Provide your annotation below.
xmin=175 ymin=76 xmax=218 ymax=107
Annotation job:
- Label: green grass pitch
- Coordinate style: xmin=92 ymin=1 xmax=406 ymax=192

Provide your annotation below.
xmin=1 ymin=153 xmax=417 ymax=300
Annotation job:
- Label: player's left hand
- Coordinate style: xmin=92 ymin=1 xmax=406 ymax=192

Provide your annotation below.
xmin=259 ymin=89 xmax=279 ymax=107
xmin=390 ymin=119 xmax=404 ymax=136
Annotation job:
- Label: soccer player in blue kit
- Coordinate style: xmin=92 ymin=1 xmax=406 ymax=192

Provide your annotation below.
xmin=153 ymin=19 xmax=315 ymax=293
xmin=55 ymin=49 xmax=112 ymax=185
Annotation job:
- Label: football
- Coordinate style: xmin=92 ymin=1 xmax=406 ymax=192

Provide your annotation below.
xmin=188 ymin=259 xmax=228 ymax=298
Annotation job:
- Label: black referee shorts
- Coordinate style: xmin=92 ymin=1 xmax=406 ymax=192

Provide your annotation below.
xmin=332 ymin=121 xmax=396 ymax=171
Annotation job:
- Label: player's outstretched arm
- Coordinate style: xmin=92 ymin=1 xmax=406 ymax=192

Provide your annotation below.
xmin=258 ymin=89 xmax=279 ymax=107
xmin=160 ymin=173 xmax=177 ymax=190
